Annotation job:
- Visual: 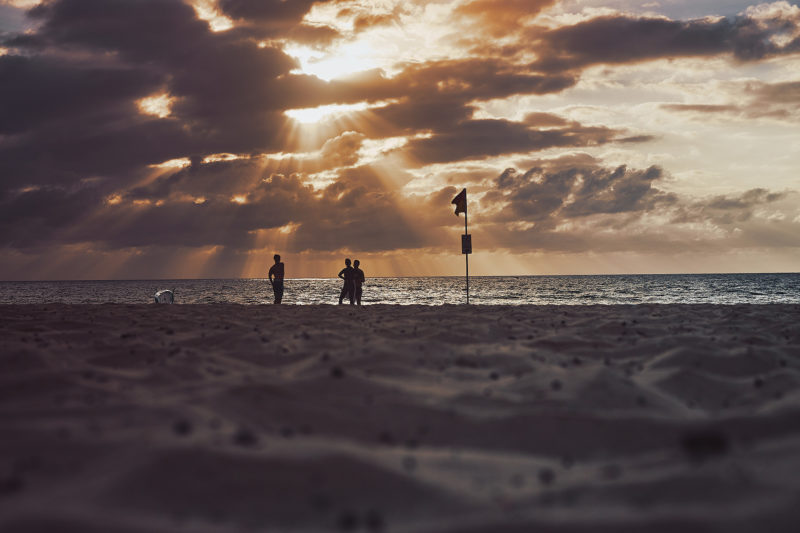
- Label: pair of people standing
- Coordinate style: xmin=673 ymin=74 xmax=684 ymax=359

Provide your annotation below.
xmin=338 ymin=258 xmax=365 ymax=305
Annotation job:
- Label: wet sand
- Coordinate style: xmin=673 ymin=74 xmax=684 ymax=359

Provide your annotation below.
xmin=1 ymin=303 xmax=799 ymax=532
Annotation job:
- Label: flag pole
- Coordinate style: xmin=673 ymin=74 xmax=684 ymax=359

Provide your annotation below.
xmin=451 ymin=187 xmax=470 ymax=305
xmin=465 ymin=204 xmax=469 ymax=305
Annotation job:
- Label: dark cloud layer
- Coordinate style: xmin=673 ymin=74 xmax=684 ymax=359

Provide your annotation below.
xmin=484 ymin=161 xmax=675 ymax=225
xmin=478 ymin=157 xmax=797 ymax=254
xmin=404 ymin=119 xmax=630 ymax=165
xmin=531 ymin=11 xmax=800 ymax=72
xmin=1 ymin=0 xmax=799 ymax=275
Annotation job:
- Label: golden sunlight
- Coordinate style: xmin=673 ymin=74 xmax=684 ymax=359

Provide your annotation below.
xmin=137 ymin=93 xmax=174 ymax=118
xmin=285 ymin=102 xmax=373 ymax=124
xmin=149 ymin=158 xmax=191 ymax=169
xmin=191 ymin=0 xmax=234 ymax=32
xmin=5 ymin=0 xmax=41 ymax=7
xmin=286 ymin=1 xmax=463 ymax=83
xmin=285 ymin=42 xmax=383 ymax=81
xmin=231 ymin=195 xmax=247 ymax=204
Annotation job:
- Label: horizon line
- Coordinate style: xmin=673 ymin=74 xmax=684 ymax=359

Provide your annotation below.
xmin=2 ymin=271 xmax=799 ymax=283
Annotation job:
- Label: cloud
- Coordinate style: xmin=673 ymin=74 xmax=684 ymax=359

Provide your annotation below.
xmin=217 ymin=0 xmax=316 ymax=25
xmin=456 ymin=0 xmax=556 ymax=35
xmin=483 ymin=159 xmax=675 ymax=224
xmin=2 ymin=0 xmax=800 ymax=277
xmin=530 ymin=8 xmax=800 ymax=73
xmin=403 ymin=118 xmax=639 ymax=165
xmin=0 ymin=0 xmax=307 ymax=196
xmin=0 ymin=186 xmax=104 ymax=249
xmin=352 ymin=12 xmax=399 ymax=32
xmin=0 ymin=54 xmax=162 ymax=135
xmin=474 ymin=156 xmax=799 ymax=254
xmin=661 ymin=79 xmax=800 ymax=121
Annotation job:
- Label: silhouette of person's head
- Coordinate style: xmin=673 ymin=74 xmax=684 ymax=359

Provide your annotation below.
xmin=353 ymin=260 xmax=360 ymax=268
xmin=274 ymin=254 xmax=281 ymax=263
xmin=345 ymin=258 xmax=351 ymax=266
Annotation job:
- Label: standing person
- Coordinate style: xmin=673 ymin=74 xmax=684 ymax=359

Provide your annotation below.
xmin=268 ymin=254 xmax=284 ymax=304
xmin=353 ymin=259 xmax=365 ymax=306
xmin=338 ymin=258 xmax=355 ymax=305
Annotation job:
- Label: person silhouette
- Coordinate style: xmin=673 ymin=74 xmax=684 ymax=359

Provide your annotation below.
xmin=338 ymin=258 xmax=355 ymax=305
xmin=353 ymin=259 xmax=365 ymax=306
xmin=268 ymin=254 xmax=284 ymax=304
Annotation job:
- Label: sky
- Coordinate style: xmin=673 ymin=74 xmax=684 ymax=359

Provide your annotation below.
xmin=1 ymin=0 xmax=799 ymax=279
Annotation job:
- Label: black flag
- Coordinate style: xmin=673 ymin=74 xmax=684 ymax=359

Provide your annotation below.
xmin=451 ymin=188 xmax=466 ymax=216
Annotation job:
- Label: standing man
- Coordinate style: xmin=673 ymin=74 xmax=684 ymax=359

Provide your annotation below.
xmin=268 ymin=254 xmax=284 ymax=304
xmin=353 ymin=259 xmax=365 ymax=306
xmin=338 ymin=258 xmax=355 ymax=305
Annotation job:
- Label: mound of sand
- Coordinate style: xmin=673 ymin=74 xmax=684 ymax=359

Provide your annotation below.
xmin=1 ymin=304 xmax=799 ymax=532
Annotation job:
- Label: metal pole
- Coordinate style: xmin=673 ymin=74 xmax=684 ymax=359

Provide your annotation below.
xmin=465 ymin=208 xmax=469 ymax=304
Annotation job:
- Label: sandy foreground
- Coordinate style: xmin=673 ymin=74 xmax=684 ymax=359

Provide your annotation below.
xmin=1 ymin=304 xmax=799 ymax=533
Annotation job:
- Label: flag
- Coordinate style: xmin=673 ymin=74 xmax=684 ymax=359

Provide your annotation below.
xmin=451 ymin=188 xmax=466 ymax=216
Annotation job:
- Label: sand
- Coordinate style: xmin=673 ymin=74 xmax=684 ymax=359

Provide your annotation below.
xmin=1 ymin=303 xmax=799 ymax=532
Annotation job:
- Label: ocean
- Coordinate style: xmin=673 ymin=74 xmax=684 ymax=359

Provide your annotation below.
xmin=1 ymin=273 xmax=799 ymax=305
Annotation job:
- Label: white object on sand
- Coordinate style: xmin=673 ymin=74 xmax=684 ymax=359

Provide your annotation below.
xmin=154 ymin=289 xmax=174 ymax=304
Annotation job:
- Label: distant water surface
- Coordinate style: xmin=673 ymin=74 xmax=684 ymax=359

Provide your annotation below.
xmin=1 ymin=274 xmax=799 ymax=305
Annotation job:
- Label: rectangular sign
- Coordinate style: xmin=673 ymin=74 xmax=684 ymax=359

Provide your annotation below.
xmin=462 ymin=234 xmax=472 ymax=255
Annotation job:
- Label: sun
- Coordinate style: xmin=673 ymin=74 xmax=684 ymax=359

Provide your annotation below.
xmin=137 ymin=93 xmax=174 ymax=118
xmin=285 ymin=102 xmax=374 ymax=124
xmin=284 ymin=40 xmax=384 ymax=82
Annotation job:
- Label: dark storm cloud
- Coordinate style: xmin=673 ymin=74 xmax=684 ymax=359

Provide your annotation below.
xmin=217 ymin=0 xmax=342 ymax=44
xmin=218 ymin=0 xmax=316 ymax=23
xmin=0 ymin=0 xmax=304 ymax=193
xmin=0 ymin=55 xmax=162 ymax=135
xmin=483 ymin=161 xmax=676 ymax=225
xmin=403 ymin=119 xmax=635 ymax=165
xmin=71 ymin=173 xmax=317 ymax=250
xmin=127 ymin=132 xmax=366 ymax=201
xmin=279 ymin=58 xmax=577 ymax=121
xmin=0 ymin=0 xmax=585 ymax=258
xmin=0 ymin=117 xmax=203 ymax=192
xmin=471 ymin=157 xmax=799 ymax=254
xmin=3 ymin=0 xmax=798 ymax=270
xmin=102 ymin=163 xmax=440 ymax=253
xmin=289 ymin=165 xmax=445 ymax=253
xmin=0 ymin=186 xmax=104 ymax=249
xmin=2 ymin=0 xmax=584 ymax=198
xmin=282 ymin=59 xmax=579 ymax=147
xmin=531 ymin=11 xmax=800 ymax=73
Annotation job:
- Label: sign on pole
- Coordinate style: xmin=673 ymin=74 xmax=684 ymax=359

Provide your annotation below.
xmin=462 ymin=234 xmax=472 ymax=255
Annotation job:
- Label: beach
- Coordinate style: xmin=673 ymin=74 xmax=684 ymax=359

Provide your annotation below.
xmin=1 ymin=303 xmax=799 ymax=532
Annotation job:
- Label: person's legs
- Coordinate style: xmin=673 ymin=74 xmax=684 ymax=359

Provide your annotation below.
xmin=274 ymin=281 xmax=283 ymax=304
xmin=339 ymin=283 xmax=348 ymax=304
xmin=355 ymin=285 xmax=362 ymax=305
xmin=339 ymin=282 xmax=355 ymax=305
